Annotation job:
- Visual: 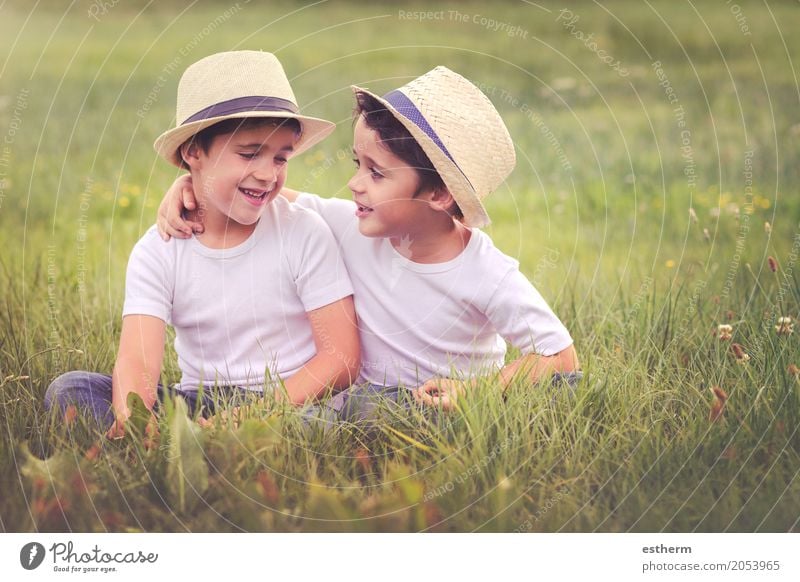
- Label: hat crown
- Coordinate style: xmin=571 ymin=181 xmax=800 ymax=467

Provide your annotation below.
xmin=175 ymin=51 xmax=298 ymax=125
xmin=397 ymin=66 xmax=516 ymax=199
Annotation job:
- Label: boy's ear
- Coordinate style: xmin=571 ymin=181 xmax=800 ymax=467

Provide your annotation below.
xmin=179 ymin=141 xmax=202 ymax=169
xmin=425 ymin=186 xmax=457 ymax=214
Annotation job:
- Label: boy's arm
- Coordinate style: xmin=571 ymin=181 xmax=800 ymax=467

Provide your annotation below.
xmin=156 ymin=175 xmax=301 ymax=240
xmin=415 ymin=345 xmax=580 ymax=411
xmin=108 ymin=314 xmax=166 ymax=437
xmin=498 ymin=344 xmax=580 ymax=387
xmin=280 ymin=296 xmax=360 ymax=406
xmin=156 ymin=174 xmax=202 ymax=240
xmin=416 ymin=265 xmax=579 ymax=410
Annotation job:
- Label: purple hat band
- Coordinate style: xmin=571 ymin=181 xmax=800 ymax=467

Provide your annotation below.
xmin=383 ymin=90 xmax=473 ymax=189
xmin=182 ymin=96 xmax=299 ymax=125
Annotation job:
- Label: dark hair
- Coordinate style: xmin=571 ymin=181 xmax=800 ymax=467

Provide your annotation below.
xmin=179 ymin=117 xmax=302 ymax=170
xmin=354 ymin=91 xmax=463 ymax=220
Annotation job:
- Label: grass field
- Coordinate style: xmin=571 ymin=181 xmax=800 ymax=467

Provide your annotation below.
xmin=1 ymin=0 xmax=799 ymax=532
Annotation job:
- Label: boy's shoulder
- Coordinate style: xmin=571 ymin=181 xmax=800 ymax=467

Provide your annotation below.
xmin=272 ymin=194 xmax=329 ymax=228
xmin=124 ymin=226 xmax=178 ymax=303
xmin=137 ymin=222 xmax=185 ymax=249
xmin=293 ymin=192 xmax=356 ymax=232
xmin=466 ymin=228 xmax=520 ymax=274
xmin=268 ymin=196 xmax=339 ymax=249
xmin=131 ymin=224 xmax=174 ymax=253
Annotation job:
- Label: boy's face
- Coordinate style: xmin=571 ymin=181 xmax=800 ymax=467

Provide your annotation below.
xmin=184 ymin=123 xmax=297 ymax=228
xmin=348 ymin=115 xmax=433 ymax=239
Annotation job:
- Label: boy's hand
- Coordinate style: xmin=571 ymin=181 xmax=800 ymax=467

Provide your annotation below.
xmin=105 ymin=410 xmax=159 ymax=449
xmin=156 ymin=174 xmax=203 ymax=241
xmin=106 ymin=399 xmax=133 ymax=439
xmin=414 ymin=378 xmax=467 ymax=411
xmin=105 ymin=416 xmax=128 ymax=440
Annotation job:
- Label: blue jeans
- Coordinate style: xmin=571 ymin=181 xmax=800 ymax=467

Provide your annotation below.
xmin=548 ymin=370 xmax=583 ymax=391
xmin=44 ymin=370 xmax=258 ymax=431
xmin=304 ymin=370 xmax=584 ymax=427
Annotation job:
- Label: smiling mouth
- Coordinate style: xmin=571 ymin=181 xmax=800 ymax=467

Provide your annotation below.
xmin=239 ymin=187 xmax=271 ymax=200
xmin=356 ymin=203 xmax=373 ymax=213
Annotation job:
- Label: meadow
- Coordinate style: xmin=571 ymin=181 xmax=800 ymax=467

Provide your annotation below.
xmin=0 ymin=0 xmax=798 ymax=532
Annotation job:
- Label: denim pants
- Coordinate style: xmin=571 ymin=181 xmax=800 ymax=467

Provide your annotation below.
xmin=304 ymin=370 xmax=584 ymax=427
xmin=306 ymin=383 xmax=412 ymax=426
xmin=44 ymin=370 xmax=257 ymax=431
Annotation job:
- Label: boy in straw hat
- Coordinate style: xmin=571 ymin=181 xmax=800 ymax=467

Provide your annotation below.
xmin=158 ymin=65 xmax=579 ymax=421
xmin=45 ymin=51 xmax=359 ymax=437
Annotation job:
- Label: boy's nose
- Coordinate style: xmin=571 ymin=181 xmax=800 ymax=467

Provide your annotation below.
xmin=347 ymin=173 xmax=365 ymax=195
xmin=252 ymin=160 xmax=278 ymax=183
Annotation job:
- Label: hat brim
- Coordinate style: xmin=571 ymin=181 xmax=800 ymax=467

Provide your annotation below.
xmin=351 ymin=85 xmax=491 ymax=228
xmin=154 ymin=111 xmax=336 ymax=168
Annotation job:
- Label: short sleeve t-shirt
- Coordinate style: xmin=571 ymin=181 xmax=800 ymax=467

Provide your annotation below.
xmin=295 ymin=193 xmax=573 ymax=388
xmin=123 ymin=196 xmax=354 ymax=391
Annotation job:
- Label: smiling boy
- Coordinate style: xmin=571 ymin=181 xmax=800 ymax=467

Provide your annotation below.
xmin=45 ymin=51 xmax=359 ymax=435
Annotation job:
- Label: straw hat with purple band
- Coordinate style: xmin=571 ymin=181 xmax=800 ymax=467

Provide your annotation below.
xmin=154 ymin=51 xmax=335 ymax=167
xmin=352 ymin=66 xmax=516 ymax=228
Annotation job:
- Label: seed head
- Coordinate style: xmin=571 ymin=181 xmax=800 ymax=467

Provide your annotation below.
xmin=775 ymin=316 xmax=794 ymax=336
xmin=717 ymin=324 xmax=733 ymax=341
xmin=731 ymin=342 xmax=749 ymax=363
xmin=768 ymin=256 xmax=778 ymax=273
xmin=709 ymin=386 xmax=728 ymax=422
xmin=256 ymin=471 xmax=280 ymax=505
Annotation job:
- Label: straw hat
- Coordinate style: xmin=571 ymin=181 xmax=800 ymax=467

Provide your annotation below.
xmin=352 ymin=66 xmax=516 ymax=228
xmin=154 ymin=51 xmax=335 ymax=167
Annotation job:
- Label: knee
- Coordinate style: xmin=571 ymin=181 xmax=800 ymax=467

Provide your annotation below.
xmin=44 ymin=371 xmax=88 ymax=411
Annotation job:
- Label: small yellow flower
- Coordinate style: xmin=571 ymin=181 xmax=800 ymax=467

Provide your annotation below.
xmin=775 ymin=316 xmax=794 ymax=336
xmin=118 ymin=196 xmax=130 ymax=208
xmin=665 ymin=259 xmax=676 ymax=269
xmin=754 ymin=194 xmax=771 ymax=209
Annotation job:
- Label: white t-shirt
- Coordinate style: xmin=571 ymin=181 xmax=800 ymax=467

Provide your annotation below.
xmin=295 ymin=193 xmax=574 ymax=388
xmin=123 ymin=196 xmax=354 ymax=391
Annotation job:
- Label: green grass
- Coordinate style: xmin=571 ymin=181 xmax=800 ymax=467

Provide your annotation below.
xmin=1 ymin=0 xmax=799 ymax=532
